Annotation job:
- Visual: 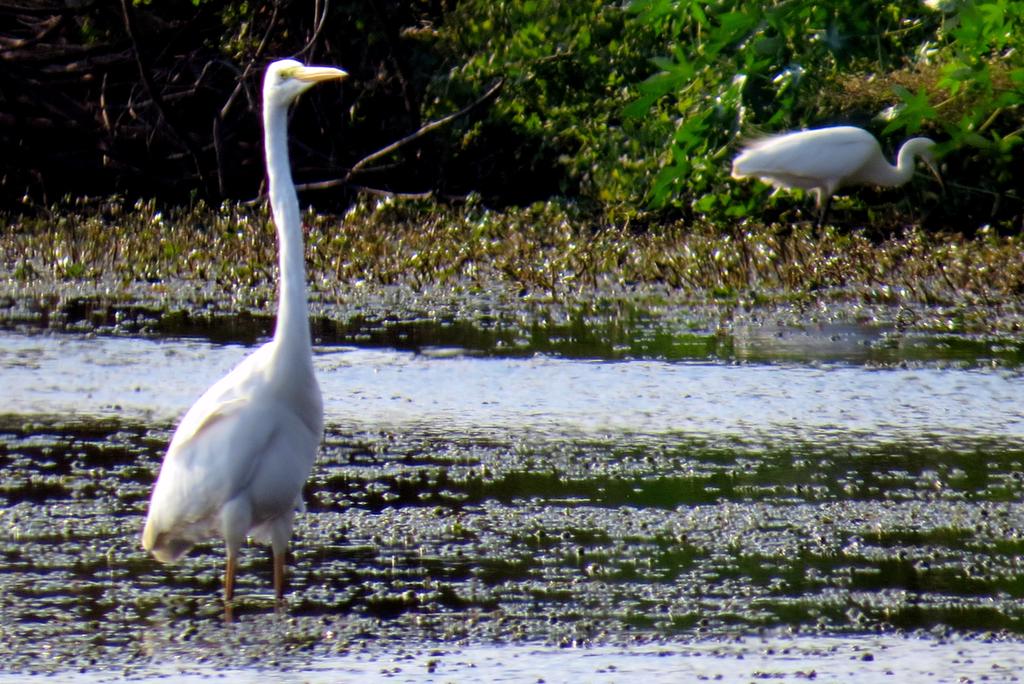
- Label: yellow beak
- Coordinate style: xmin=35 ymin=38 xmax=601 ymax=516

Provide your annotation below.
xmin=293 ymin=65 xmax=348 ymax=83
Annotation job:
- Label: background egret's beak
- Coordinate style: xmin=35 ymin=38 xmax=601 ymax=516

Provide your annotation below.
xmin=294 ymin=66 xmax=348 ymax=83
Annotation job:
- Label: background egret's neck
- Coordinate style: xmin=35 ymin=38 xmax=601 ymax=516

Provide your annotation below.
xmin=858 ymin=143 xmax=918 ymax=188
xmin=263 ymin=101 xmax=312 ymax=354
xmin=894 ymin=141 xmax=926 ymax=185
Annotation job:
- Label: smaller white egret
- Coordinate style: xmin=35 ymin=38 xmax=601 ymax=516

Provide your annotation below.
xmin=731 ymin=126 xmax=939 ymax=226
xmin=141 ymin=59 xmax=347 ymax=606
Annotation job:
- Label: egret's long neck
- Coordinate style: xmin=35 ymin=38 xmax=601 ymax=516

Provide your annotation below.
xmin=863 ymin=141 xmax=924 ymax=188
xmin=263 ymin=101 xmax=312 ymax=356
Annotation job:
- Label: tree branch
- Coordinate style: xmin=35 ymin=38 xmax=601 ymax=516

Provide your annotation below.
xmin=294 ymin=78 xmax=504 ymax=193
xmin=120 ymin=0 xmax=207 ymax=190
xmin=219 ymin=1 xmax=279 ymax=120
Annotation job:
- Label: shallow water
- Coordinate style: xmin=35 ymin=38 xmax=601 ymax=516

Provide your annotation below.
xmin=4 ymin=638 xmax=1021 ymax=683
xmin=3 ymin=329 xmax=1022 ymax=440
xmin=1 ymin=318 xmax=1023 ymax=679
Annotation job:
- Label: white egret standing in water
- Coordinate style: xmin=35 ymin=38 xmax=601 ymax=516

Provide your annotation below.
xmin=731 ymin=126 xmax=938 ymax=226
xmin=142 ymin=59 xmax=347 ymax=604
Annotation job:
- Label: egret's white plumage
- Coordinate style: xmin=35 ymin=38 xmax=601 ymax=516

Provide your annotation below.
xmin=142 ymin=59 xmax=347 ymax=603
xmin=731 ymin=126 xmax=938 ymax=225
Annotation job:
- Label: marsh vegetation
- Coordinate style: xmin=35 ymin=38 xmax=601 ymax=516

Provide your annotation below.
xmin=2 ymin=1 xmax=1024 ymax=680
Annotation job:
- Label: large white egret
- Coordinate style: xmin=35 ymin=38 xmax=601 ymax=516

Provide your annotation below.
xmin=142 ymin=59 xmax=347 ymax=604
xmin=731 ymin=126 xmax=938 ymax=226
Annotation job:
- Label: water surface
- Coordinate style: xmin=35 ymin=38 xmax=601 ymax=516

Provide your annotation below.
xmin=0 ymin=319 xmax=1022 ymax=679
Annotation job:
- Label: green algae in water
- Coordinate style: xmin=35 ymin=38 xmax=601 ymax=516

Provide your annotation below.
xmin=1 ymin=412 xmax=1024 ymax=675
xmin=0 ymin=314 xmax=1023 ymax=677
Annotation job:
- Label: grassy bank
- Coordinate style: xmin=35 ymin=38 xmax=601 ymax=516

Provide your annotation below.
xmin=1 ymin=198 xmax=1023 ymax=336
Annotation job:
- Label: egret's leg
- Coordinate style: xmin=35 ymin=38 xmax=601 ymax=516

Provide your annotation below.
xmin=220 ymin=499 xmax=250 ymax=607
xmin=273 ymin=549 xmax=286 ymax=601
xmin=270 ymin=513 xmax=294 ymax=603
xmin=225 ymin=548 xmax=238 ymax=602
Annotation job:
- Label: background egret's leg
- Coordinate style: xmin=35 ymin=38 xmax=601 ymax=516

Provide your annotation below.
xmin=816 ymin=195 xmax=833 ymax=229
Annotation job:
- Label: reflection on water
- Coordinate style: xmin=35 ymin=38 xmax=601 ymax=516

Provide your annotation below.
xmin=1 ymin=330 xmax=1022 ymax=441
xmin=0 ymin=320 xmax=1022 ymax=677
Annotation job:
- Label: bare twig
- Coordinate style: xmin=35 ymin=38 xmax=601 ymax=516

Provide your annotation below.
xmin=297 ymin=0 xmax=330 ymax=59
xmin=120 ymin=0 xmax=207 ymax=189
xmin=213 ymin=116 xmax=226 ymax=196
xmin=295 ymin=78 xmax=504 ymax=193
xmin=219 ymin=1 xmax=279 ymax=120
xmin=213 ymin=2 xmax=281 ymax=194
xmin=98 ymin=71 xmax=111 ymax=132
xmin=0 ymin=12 xmax=66 ymax=54
xmin=349 ymin=184 xmax=434 ymax=200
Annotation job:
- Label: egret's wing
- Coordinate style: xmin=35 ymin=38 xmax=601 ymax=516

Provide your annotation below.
xmin=170 ymin=345 xmax=271 ymax=446
xmin=171 ymin=396 xmax=250 ymax=454
xmin=143 ymin=346 xmax=277 ymax=550
xmin=146 ymin=400 xmax=278 ymax=538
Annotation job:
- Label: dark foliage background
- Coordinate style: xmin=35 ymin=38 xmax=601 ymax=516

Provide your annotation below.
xmin=1 ymin=1 xmax=475 ymax=206
xmin=1 ymin=0 xmax=1022 ymax=230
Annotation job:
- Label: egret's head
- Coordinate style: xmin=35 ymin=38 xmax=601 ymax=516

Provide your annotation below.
xmin=909 ymin=138 xmax=941 ymax=184
xmin=898 ymin=136 xmax=936 ymax=166
xmin=263 ymin=59 xmax=348 ymax=109
xmin=913 ymin=138 xmax=937 ymax=164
